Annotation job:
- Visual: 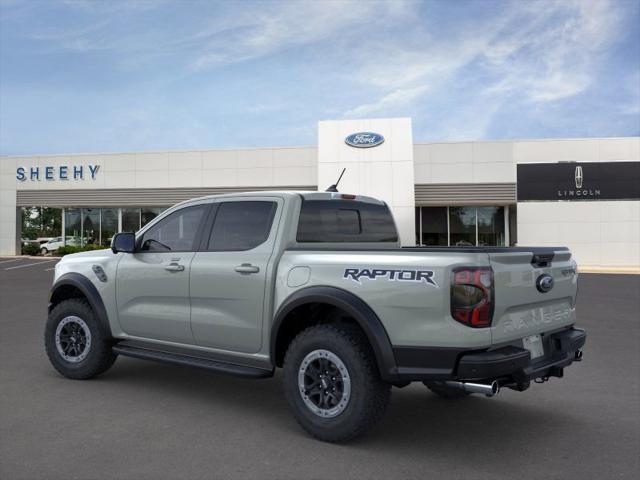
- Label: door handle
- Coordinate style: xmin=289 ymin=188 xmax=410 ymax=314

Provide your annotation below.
xmin=165 ymin=263 xmax=185 ymax=272
xmin=234 ymin=263 xmax=260 ymax=274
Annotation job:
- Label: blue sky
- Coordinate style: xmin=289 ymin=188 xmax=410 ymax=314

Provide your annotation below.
xmin=1 ymin=0 xmax=639 ymax=155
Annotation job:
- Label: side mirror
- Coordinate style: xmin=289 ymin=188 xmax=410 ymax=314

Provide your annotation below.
xmin=111 ymin=232 xmax=136 ymax=254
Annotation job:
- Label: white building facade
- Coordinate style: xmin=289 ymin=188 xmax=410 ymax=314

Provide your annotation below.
xmin=1 ymin=118 xmax=638 ymax=271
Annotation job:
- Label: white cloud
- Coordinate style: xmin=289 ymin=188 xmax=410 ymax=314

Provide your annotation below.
xmin=344 ymin=85 xmax=429 ymax=117
xmin=15 ymin=0 xmax=416 ymax=73
xmin=189 ymin=1 xmax=413 ymax=71
xmin=341 ymin=0 xmax=625 ymax=129
xmin=2 ymin=0 xmax=635 ymax=152
xmin=619 ymin=72 xmax=640 ymax=116
xmin=483 ymin=0 xmax=622 ymax=102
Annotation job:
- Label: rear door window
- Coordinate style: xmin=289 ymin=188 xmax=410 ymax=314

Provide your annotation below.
xmin=207 ymin=201 xmax=277 ymax=251
xmin=297 ymin=200 xmax=398 ymax=242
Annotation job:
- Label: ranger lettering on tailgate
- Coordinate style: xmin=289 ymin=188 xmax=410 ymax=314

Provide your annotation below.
xmin=503 ymin=308 xmax=572 ymax=333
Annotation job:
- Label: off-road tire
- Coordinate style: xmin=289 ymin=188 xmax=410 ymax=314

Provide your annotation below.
xmin=45 ymin=298 xmax=116 ymax=379
xmin=283 ymin=324 xmax=391 ymax=442
xmin=423 ymin=381 xmax=470 ymax=399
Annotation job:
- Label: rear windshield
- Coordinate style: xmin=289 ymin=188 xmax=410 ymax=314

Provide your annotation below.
xmin=296 ymin=199 xmax=398 ymax=243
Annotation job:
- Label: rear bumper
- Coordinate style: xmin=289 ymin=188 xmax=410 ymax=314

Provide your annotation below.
xmin=392 ymin=327 xmax=586 ymax=384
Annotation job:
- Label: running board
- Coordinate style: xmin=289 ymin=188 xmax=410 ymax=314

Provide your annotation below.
xmin=112 ymin=343 xmax=273 ymax=379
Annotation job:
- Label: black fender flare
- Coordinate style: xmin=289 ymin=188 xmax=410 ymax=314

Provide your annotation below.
xmin=271 ymin=286 xmax=398 ymax=382
xmin=49 ymin=272 xmax=112 ymax=338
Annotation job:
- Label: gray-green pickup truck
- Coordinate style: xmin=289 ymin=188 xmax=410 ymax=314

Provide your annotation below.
xmin=45 ymin=191 xmax=586 ymax=442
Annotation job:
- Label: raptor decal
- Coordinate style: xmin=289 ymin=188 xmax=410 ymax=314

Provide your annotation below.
xmin=343 ymin=268 xmax=438 ymax=287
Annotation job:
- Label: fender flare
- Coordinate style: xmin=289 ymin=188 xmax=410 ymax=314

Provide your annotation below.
xmin=271 ymin=286 xmax=398 ymax=382
xmin=49 ymin=272 xmax=112 ymax=338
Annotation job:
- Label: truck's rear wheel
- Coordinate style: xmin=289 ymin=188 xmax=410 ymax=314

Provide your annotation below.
xmin=45 ymin=299 xmax=116 ymax=379
xmin=283 ymin=324 xmax=390 ymax=442
xmin=423 ymin=381 xmax=470 ymax=399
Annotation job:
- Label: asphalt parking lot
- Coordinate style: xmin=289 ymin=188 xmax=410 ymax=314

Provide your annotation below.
xmin=0 ymin=258 xmax=638 ymax=480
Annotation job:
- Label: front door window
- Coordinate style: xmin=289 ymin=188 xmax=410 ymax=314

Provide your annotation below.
xmin=140 ymin=205 xmax=207 ymax=252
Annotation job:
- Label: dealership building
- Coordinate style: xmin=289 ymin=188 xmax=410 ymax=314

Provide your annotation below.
xmin=1 ymin=118 xmax=639 ymax=271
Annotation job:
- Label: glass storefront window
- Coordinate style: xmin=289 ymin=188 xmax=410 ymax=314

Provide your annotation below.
xmin=415 ymin=206 xmax=508 ymax=247
xmin=101 ymin=208 xmax=119 ymax=247
xmin=20 ymin=207 xmax=62 ymax=240
xmin=420 ymin=207 xmax=448 ymax=246
xmin=64 ymin=208 xmax=82 ymax=246
xmin=82 ymin=208 xmax=100 ymax=246
xmin=141 ymin=207 xmax=164 ymax=227
xmin=477 ymin=207 xmax=505 ymax=246
xmin=122 ymin=208 xmax=140 ymax=233
xmin=60 ymin=207 xmax=171 ymax=247
xmin=449 ymin=207 xmax=476 ymax=246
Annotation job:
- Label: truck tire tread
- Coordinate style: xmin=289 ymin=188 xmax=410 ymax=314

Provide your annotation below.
xmin=45 ymin=298 xmax=117 ymax=380
xmin=283 ymin=324 xmax=391 ymax=443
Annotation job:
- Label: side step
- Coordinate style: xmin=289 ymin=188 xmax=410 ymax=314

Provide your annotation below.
xmin=112 ymin=343 xmax=273 ymax=379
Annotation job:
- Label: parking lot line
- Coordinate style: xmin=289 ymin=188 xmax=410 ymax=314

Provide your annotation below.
xmin=44 ymin=267 xmax=56 ymax=271
xmin=0 ymin=258 xmax=22 ymax=265
xmin=5 ymin=260 xmax=57 ymax=270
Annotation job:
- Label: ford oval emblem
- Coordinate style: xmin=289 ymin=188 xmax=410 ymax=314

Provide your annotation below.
xmin=536 ymin=274 xmax=554 ymax=293
xmin=345 ymin=132 xmax=385 ymax=148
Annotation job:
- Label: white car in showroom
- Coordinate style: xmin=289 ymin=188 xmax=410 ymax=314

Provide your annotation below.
xmin=40 ymin=237 xmax=80 ymax=255
xmin=40 ymin=237 xmax=65 ymax=255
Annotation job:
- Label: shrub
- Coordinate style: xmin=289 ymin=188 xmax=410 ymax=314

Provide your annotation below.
xmin=22 ymin=243 xmax=41 ymax=256
xmin=56 ymin=246 xmax=81 ymax=256
xmin=83 ymin=244 xmax=104 ymax=251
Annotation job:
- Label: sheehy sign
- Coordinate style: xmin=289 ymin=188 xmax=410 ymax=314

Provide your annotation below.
xmin=16 ymin=164 xmax=100 ymax=182
xmin=517 ymin=162 xmax=640 ymax=201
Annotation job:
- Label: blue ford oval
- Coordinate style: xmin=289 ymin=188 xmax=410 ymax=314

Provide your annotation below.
xmin=345 ymin=132 xmax=385 ymax=148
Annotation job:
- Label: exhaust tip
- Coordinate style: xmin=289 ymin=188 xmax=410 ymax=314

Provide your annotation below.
xmin=444 ymin=380 xmax=500 ymax=397
xmin=488 ymin=380 xmax=500 ymax=397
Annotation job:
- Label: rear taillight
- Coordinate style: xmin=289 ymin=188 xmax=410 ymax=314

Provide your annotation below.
xmin=450 ymin=267 xmax=494 ymax=328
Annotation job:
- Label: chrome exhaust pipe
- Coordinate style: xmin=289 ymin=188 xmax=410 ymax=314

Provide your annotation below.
xmin=574 ymin=349 xmax=583 ymax=361
xmin=444 ymin=380 xmax=500 ymax=397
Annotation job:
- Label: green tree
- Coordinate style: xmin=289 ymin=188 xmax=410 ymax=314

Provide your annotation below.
xmin=21 ymin=207 xmax=62 ymax=239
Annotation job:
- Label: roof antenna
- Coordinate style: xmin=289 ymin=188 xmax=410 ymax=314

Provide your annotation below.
xmin=325 ymin=168 xmax=346 ymax=192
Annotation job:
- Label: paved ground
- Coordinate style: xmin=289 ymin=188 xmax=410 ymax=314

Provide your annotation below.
xmin=0 ymin=258 xmax=638 ymax=480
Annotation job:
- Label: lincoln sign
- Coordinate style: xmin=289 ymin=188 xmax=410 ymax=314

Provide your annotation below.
xmin=517 ymin=162 xmax=640 ymax=201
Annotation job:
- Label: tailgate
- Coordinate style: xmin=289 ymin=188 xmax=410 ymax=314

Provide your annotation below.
xmin=489 ymin=248 xmax=578 ymax=345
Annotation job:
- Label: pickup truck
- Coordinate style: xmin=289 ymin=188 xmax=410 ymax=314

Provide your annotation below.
xmin=45 ymin=191 xmax=586 ymax=442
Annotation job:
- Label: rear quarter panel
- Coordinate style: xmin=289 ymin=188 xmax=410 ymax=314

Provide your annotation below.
xmin=275 ymin=250 xmax=493 ymax=348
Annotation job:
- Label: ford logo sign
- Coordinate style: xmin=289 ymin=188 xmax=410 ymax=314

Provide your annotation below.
xmin=345 ymin=132 xmax=384 ymax=148
xmin=536 ymin=274 xmax=555 ymax=293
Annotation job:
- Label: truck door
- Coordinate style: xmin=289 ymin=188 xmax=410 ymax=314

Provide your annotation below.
xmin=115 ymin=204 xmax=210 ymax=344
xmin=190 ymin=198 xmax=282 ymax=353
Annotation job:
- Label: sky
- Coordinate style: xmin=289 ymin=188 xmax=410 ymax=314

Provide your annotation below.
xmin=0 ymin=0 xmax=639 ymax=155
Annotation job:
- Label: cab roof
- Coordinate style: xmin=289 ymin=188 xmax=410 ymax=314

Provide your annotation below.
xmin=183 ymin=190 xmax=387 ymax=206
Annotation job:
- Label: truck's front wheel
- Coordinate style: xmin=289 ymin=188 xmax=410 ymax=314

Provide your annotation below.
xmin=45 ymin=299 xmax=117 ymax=379
xmin=283 ymin=324 xmax=391 ymax=442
